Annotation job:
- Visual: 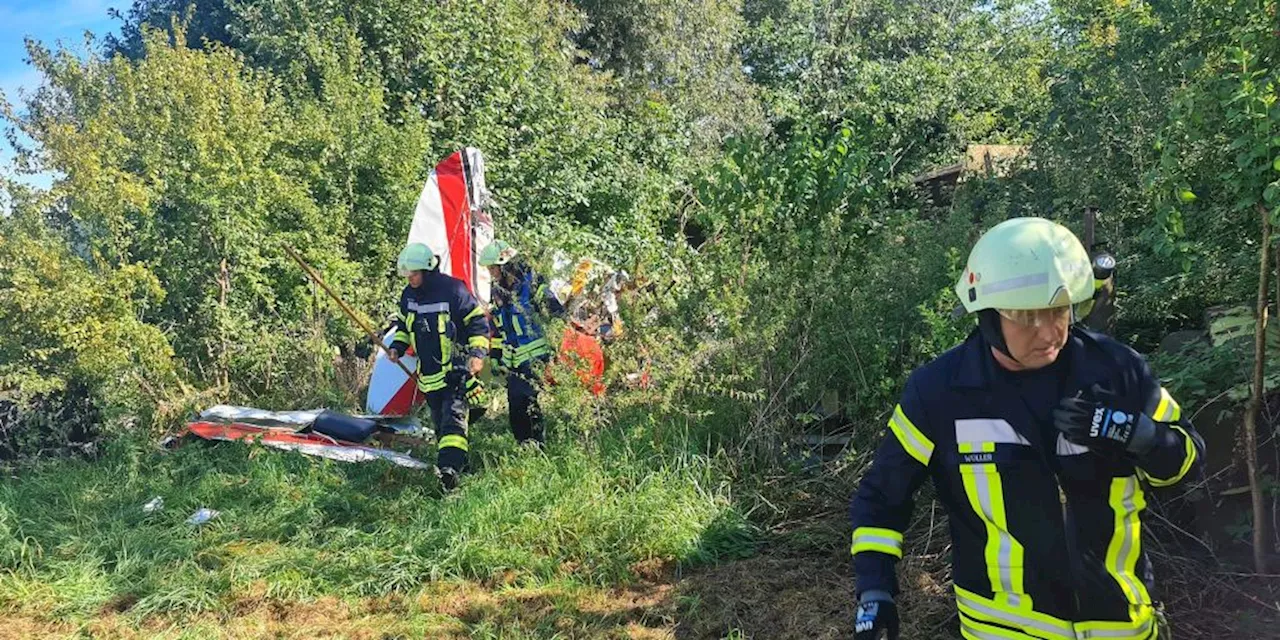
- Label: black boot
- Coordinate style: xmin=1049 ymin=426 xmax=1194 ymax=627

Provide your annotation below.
xmin=438 ymin=466 xmax=460 ymax=493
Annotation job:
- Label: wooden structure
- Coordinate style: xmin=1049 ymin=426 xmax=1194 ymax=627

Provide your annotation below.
xmin=912 ymin=144 xmax=1030 ymax=207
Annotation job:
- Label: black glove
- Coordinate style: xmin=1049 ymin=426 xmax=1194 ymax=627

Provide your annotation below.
xmin=855 ymin=592 xmax=899 ymax=640
xmin=444 ymin=367 xmax=468 ymax=389
xmin=1053 ymin=383 xmax=1159 ymax=456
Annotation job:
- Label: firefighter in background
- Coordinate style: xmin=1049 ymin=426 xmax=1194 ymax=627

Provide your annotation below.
xmin=851 ymin=218 xmax=1204 ymax=640
xmin=480 ymin=240 xmax=564 ymax=445
xmin=386 ymin=243 xmax=490 ymax=491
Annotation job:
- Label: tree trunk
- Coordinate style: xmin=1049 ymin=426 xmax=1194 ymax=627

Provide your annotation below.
xmin=219 ymin=256 xmax=231 ymax=392
xmin=1245 ymin=204 xmax=1270 ymax=573
xmin=1083 ymin=206 xmax=1097 ymax=250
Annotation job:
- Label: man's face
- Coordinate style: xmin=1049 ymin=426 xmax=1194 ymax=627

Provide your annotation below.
xmin=997 ymin=307 xmax=1071 ymax=370
xmin=487 ymin=265 xmax=502 ymax=284
xmin=407 ymin=271 xmax=424 ymax=288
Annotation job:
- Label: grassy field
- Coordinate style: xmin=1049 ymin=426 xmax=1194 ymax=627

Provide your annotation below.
xmin=0 ymin=412 xmax=764 ymax=638
xmin=2 ymin=411 xmax=1277 ymax=639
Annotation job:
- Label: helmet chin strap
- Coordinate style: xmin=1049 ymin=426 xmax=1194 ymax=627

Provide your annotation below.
xmin=978 ymin=309 xmax=1019 ymax=363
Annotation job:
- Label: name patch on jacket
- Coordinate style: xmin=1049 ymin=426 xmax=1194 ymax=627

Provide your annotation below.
xmin=408 ymin=301 xmax=450 ymax=315
xmin=951 ymin=418 xmax=1035 ymax=466
xmin=954 ymin=419 xmax=1030 ymax=446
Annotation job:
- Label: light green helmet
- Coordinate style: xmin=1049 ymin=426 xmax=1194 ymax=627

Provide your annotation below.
xmin=956 ymin=217 xmax=1093 ymax=316
xmin=397 ymin=243 xmax=437 ymax=276
xmin=478 ymin=240 xmax=519 ymax=267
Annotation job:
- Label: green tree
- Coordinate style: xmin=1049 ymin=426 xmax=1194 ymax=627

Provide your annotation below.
xmin=0 ymin=191 xmax=182 ymax=448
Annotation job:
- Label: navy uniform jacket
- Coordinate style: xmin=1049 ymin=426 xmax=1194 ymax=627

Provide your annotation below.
xmin=389 ymin=270 xmax=490 ymax=393
xmin=490 ymin=266 xmax=564 ymax=369
xmin=850 ymin=327 xmax=1203 ymax=640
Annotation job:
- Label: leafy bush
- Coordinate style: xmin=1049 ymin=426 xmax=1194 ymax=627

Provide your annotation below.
xmin=0 ymin=203 xmax=182 ymax=454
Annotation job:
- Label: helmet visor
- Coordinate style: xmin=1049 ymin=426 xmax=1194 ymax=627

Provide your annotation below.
xmin=996 ymin=303 xmax=1090 ymax=327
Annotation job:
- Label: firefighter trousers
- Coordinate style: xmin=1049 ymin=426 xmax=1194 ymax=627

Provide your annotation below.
xmin=425 ymin=388 xmax=469 ymax=472
xmin=507 ymin=362 xmax=544 ymax=444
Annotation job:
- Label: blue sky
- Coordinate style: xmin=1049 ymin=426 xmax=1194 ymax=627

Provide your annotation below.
xmin=1 ymin=0 xmax=122 ymax=189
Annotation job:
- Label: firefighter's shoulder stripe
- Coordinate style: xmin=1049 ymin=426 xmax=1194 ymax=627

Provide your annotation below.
xmin=888 ymin=404 xmax=934 ymax=466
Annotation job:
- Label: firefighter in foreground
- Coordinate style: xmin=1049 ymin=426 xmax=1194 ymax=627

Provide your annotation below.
xmin=480 ymin=240 xmax=563 ymax=445
xmin=851 ymin=217 xmax=1204 ymax=640
xmin=386 ymin=243 xmax=490 ymax=491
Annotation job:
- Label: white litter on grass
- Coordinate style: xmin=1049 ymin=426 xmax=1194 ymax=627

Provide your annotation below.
xmin=186 ymin=508 xmax=219 ymax=525
xmin=142 ymin=496 xmax=164 ymax=513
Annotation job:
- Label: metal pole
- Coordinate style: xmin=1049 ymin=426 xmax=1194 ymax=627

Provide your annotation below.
xmin=283 ymin=245 xmax=417 ymax=380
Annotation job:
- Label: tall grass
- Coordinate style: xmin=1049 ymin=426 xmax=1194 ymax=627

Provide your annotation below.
xmin=0 ymin=414 xmax=753 ymax=623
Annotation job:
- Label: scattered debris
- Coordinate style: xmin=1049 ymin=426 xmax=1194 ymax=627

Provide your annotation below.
xmin=142 ymin=496 xmax=164 ymax=513
xmin=184 ymin=421 xmax=431 ymax=470
xmin=186 ymin=508 xmax=219 ymax=526
xmin=199 ymin=405 xmax=323 ymax=428
xmin=177 ymin=404 xmax=432 ymax=469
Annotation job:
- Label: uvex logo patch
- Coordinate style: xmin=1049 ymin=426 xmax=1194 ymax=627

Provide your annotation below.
xmin=1090 ymin=406 xmax=1107 ymax=438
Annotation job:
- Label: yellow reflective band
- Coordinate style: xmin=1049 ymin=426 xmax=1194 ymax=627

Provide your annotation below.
xmin=887 ymin=404 xmax=934 ymax=466
xmin=416 ymin=370 xmax=447 ymax=392
xmin=512 ymin=316 xmax=525 ymax=336
xmin=406 ymin=312 xmax=418 ymax=354
xmin=437 ymin=313 xmax=451 ymax=365
xmin=463 ymin=306 xmax=485 ymax=323
xmin=1152 ymin=387 xmax=1181 ymax=423
xmin=959 ymin=442 xmax=1027 ymax=611
xmin=438 ymin=434 xmax=469 ymax=452
xmin=1074 ymin=607 xmax=1157 ymax=639
xmin=1139 ymin=423 xmax=1197 ymax=488
xmin=511 ymin=354 xmax=547 ymax=367
xmin=1105 ymin=477 xmax=1151 ymax=609
xmin=392 ymin=331 xmax=410 ymax=344
xmin=468 ymin=335 xmax=489 ymax=349
xmin=954 ymin=587 xmax=1072 ymax=640
xmin=514 ymin=338 xmax=549 ymax=354
xmin=509 ymin=337 xmax=552 ymax=366
xmin=850 ymin=527 xmax=904 ymax=558
xmin=489 ymin=336 xmax=504 ymax=349
xmin=959 ymin=611 xmax=1045 ymax=640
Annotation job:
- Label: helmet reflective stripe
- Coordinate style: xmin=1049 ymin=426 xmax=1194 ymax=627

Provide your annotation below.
xmin=957 ymin=217 xmax=1093 ymax=314
xmin=398 ymin=243 xmax=438 ymax=276
xmin=981 ymin=272 xmax=1049 ymax=297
